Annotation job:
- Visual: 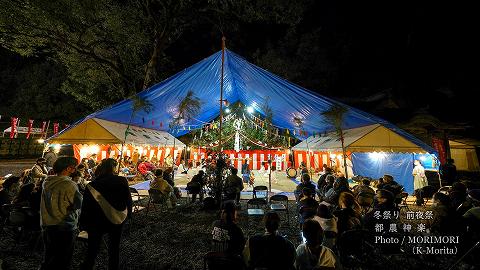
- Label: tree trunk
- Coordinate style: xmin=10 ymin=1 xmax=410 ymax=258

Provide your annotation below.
xmin=143 ymin=37 xmax=163 ymax=89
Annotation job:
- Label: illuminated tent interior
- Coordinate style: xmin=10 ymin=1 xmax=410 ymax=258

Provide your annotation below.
xmin=292 ymin=124 xmax=438 ymax=193
xmin=449 ymin=140 xmax=480 ymax=171
xmin=47 ymin=118 xmax=184 ymax=162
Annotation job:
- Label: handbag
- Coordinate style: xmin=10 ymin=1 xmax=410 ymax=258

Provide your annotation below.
xmin=86 ymin=184 xmax=127 ymax=225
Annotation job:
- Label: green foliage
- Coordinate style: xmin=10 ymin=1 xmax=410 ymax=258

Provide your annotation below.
xmin=190 ymin=103 xmax=288 ymax=150
xmin=321 ymin=104 xmax=348 ymax=136
xmin=170 ymin=90 xmax=202 ymax=128
xmin=0 ymin=55 xmax=87 ymax=122
xmin=0 ymin=0 xmax=313 ymax=119
xmin=0 ymin=0 xmax=152 ymax=109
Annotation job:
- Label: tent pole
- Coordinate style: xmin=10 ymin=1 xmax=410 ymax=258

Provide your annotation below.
xmin=219 ymin=37 xmax=226 ymax=152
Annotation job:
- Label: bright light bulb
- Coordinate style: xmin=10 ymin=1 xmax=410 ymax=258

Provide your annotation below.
xmin=37 ymin=139 xmax=45 ymax=144
xmin=225 ymin=108 xmax=231 ymax=113
xmin=247 ymin=106 xmax=254 ymax=114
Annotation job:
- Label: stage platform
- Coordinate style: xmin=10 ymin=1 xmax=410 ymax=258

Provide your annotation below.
xmin=129 ymin=168 xmax=304 ymax=200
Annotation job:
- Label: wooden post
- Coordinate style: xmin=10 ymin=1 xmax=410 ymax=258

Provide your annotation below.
xmin=219 ymin=37 xmax=226 ymax=152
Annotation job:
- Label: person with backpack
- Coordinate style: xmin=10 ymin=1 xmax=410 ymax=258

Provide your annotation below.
xmin=79 ymin=158 xmax=132 ymax=270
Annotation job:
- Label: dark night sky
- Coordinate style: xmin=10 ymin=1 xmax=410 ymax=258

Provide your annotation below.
xmin=1 ymin=2 xmax=478 ymax=138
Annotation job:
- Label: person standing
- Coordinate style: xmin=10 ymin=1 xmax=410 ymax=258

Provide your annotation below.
xmin=440 ymin=158 xmax=457 ymax=186
xmin=39 ymin=156 xmax=82 ymax=270
xmin=31 ymin=158 xmax=49 ymax=185
xmin=413 ymin=159 xmax=428 ymax=206
xmin=43 ymin=146 xmax=57 ymax=171
xmin=80 ymin=158 xmax=132 ymax=270
xmin=241 ymin=160 xmax=251 ymax=187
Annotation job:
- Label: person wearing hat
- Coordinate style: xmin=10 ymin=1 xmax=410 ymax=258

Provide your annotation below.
xmin=31 ymin=158 xmax=48 ymax=185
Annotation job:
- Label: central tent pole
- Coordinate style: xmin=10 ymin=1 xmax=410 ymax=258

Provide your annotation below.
xmin=219 ymin=37 xmax=226 ymax=151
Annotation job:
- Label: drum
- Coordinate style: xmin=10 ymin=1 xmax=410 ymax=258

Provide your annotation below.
xmin=286 ymin=167 xmax=297 ymax=178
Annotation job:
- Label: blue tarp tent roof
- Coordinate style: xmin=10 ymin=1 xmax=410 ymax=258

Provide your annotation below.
xmin=51 ymin=49 xmax=434 ymax=152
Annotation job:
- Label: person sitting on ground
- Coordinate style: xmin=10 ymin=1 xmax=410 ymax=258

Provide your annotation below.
xmin=243 ymin=212 xmax=296 ymax=270
xmin=324 ymin=176 xmax=352 ymax=206
xmin=187 ymin=170 xmax=205 ymax=203
xmin=429 ymin=192 xmax=457 ymax=234
xmin=295 ymin=174 xmax=316 ymax=202
xmin=298 ymin=187 xmax=319 ymax=225
xmin=295 ymin=219 xmax=341 ymax=270
xmin=211 ymin=202 xmax=246 ymax=258
xmin=31 ymin=158 xmax=48 ymax=185
xmin=313 ymin=204 xmax=338 ymax=250
xmin=224 ymin=168 xmax=244 ymax=204
xmin=150 ymin=169 xmax=177 ymax=208
xmin=333 ymin=192 xmax=362 ymax=235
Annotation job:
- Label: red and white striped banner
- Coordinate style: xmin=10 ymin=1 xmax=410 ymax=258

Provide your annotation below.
xmin=190 ymin=149 xmax=290 ymax=171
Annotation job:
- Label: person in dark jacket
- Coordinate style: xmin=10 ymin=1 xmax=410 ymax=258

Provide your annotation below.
xmin=295 ymin=174 xmax=316 ymax=202
xmin=243 ymin=212 xmax=296 ymax=270
xmin=211 ymin=202 xmax=245 ymax=256
xmin=80 ymin=158 xmax=132 ymax=270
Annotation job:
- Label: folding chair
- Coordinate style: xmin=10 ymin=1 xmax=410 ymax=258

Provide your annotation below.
xmin=145 ymin=189 xmax=168 ymax=215
xmin=129 ymin=187 xmax=147 ymax=213
xmin=252 ymin=185 xmax=268 ymax=199
xmin=438 ymin=186 xmax=452 ymax=195
xmin=269 ymin=194 xmax=289 ymax=224
xmin=421 ymin=185 xmax=437 ymax=206
xmin=356 ymin=191 xmax=375 ymax=215
xmin=398 ymin=191 xmax=410 ymax=212
xmin=246 ymin=198 xmax=267 ymax=216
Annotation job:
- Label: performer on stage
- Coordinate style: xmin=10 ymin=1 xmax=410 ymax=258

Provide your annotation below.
xmin=241 ymin=160 xmax=251 ymax=187
xmin=413 ymin=159 xmax=428 ymax=206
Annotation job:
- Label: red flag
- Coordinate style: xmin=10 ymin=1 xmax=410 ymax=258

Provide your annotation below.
xmin=26 ymin=119 xmax=34 ymax=139
xmin=40 ymin=121 xmax=47 ymax=138
xmin=160 ymin=122 xmax=163 ymax=128
xmin=53 ymin=123 xmax=59 ymax=134
xmin=432 ymin=137 xmax=447 ymax=165
xmin=10 ymin=117 xmax=18 ymax=139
